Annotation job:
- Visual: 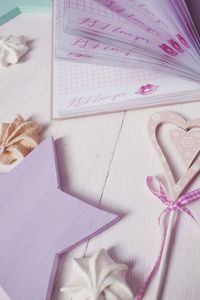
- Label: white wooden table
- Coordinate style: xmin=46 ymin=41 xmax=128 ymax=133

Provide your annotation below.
xmin=0 ymin=13 xmax=200 ymax=300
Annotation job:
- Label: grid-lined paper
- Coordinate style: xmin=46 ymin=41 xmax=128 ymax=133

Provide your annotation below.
xmin=56 ymin=60 xmax=163 ymax=95
xmin=55 ymin=0 xmax=164 ymax=96
xmin=65 ymin=0 xmax=128 ymax=23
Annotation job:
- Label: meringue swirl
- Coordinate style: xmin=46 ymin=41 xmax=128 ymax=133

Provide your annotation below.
xmin=0 ymin=35 xmax=29 ymax=67
xmin=61 ymin=249 xmax=134 ymax=300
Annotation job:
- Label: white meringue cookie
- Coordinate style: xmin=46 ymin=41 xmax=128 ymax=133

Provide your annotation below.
xmin=61 ymin=249 xmax=134 ymax=300
xmin=0 ymin=35 xmax=29 ymax=67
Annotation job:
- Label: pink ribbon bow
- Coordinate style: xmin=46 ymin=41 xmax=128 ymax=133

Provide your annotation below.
xmin=136 ymin=176 xmax=200 ymax=300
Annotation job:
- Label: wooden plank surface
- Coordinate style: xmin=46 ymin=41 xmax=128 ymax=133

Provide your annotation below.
xmin=84 ymin=107 xmax=200 ymax=300
xmin=0 ymin=13 xmax=200 ymax=300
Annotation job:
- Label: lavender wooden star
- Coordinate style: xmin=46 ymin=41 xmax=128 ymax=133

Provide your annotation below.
xmin=0 ymin=137 xmax=119 ymax=300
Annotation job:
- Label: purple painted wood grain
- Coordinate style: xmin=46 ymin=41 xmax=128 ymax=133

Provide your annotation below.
xmin=0 ymin=137 xmax=120 ymax=300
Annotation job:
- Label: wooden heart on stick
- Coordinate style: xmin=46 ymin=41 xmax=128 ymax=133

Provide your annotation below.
xmin=145 ymin=111 xmax=200 ymax=300
xmin=148 ymin=111 xmax=200 ymax=199
xmin=170 ymin=128 xmax=200 ymax=168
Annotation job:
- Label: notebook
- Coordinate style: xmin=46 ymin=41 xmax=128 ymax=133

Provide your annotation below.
xmin=52 ymin=0 xmax=200 ymax=119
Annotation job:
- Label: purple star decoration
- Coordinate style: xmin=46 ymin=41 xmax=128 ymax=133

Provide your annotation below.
xmin=0 ymin=137 xmax=119 ymax=300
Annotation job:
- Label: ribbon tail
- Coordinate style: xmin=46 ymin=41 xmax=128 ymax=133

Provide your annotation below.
xmin=158 ymin=208 xmax=170 ymax=227
xmin=179 ymin=207 xmax=199 ymax=225
xmin=136 ymin=231 xmax=165 ymax=300
xmin=136 ymin=210 xmax=168 ymax=300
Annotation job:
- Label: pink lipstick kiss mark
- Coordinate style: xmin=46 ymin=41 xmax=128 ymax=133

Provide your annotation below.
xmin=135 ymin=84 xmax=159 ymax=96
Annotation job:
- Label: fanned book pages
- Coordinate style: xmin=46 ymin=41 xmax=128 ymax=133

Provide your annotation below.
xmin=52 ymin=0 xmax=200 ymax=119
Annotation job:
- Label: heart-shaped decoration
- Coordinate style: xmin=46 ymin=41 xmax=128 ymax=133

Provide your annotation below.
xmin=148 ymin=111 xmax=200 ymax=200
xmin=170 ymin=128 xmax=200 ymax=167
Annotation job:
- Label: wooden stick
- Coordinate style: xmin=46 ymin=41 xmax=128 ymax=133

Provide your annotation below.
xmin=153 ymin=210 xmax=177 ymax=300
xmin=149 ymin=179 xmax=184 ymax=300
xmin=150 ymin=165 xmax=182 ymax=300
